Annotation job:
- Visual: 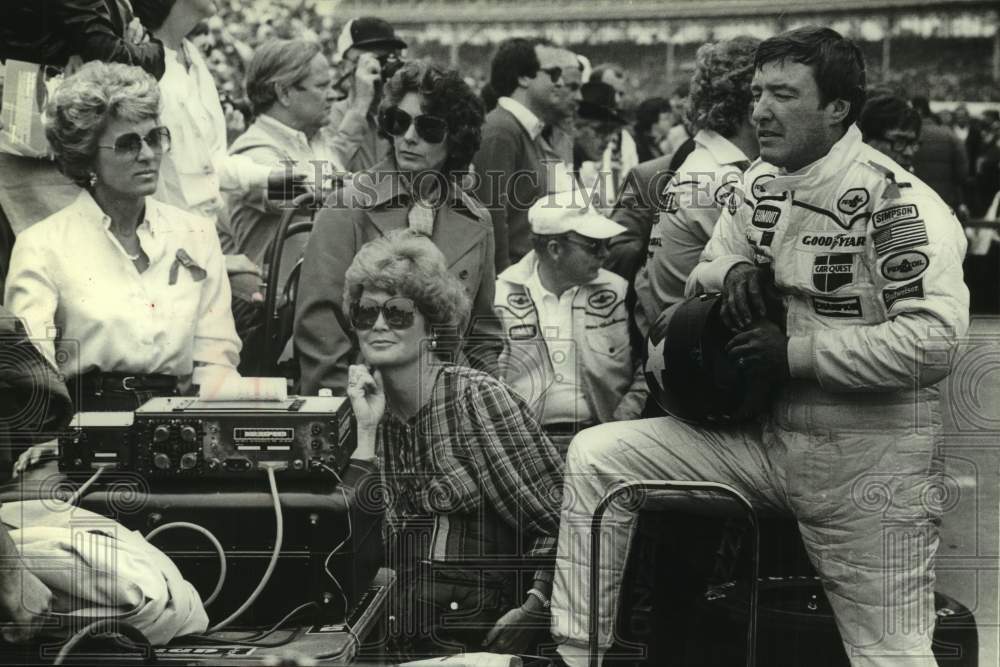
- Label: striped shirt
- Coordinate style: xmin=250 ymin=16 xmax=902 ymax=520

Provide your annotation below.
xmin=376 ymin=365 xmax=564 ymax=583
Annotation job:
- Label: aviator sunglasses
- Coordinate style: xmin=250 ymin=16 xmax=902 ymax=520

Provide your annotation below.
xmin=349 ymin=296 xmax=417 ymax=330
xmin=97 ymin=126 xmax=172 ymax=161
xmin=379 ymin=107 xmax=449 ymax=144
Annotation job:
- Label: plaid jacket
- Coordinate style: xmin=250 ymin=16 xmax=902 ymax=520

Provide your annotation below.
xmin=376 ymin=365 xmax=564 ymax=583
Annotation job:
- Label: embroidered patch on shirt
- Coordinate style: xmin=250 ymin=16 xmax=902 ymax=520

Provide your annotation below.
xmin=883 ymin=279 xmax=924 ymax=310
xmin=873 ymin=219 xmax=928 ymax=255
xmin=880 ymin=250 xmax=929 ymax=282
xmin=871 ymin=204 xmax=919 ymax=229
xmin=812 ymin=295 xmax=863 ymax=318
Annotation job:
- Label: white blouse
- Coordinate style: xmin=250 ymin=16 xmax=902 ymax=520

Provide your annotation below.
xmin=4 ymin=191 xmax=241 ymax=385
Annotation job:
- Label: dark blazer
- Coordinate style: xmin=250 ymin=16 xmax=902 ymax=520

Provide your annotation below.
xmin=0 ymin=0 xmax=165 ymax=78
xmin=914 ymin=122 xmax=968 ymax=210
xmin=294 ymin=168 xmax=502 ymax=395
xmin=606 ymin=155 xmax=676 ymax=283
xmin=471 ymin=106 xmax=548 ymax=271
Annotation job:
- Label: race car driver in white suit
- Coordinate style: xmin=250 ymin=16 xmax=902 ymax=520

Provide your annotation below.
xmin=550 ymin=26 xmax=969 ymax=667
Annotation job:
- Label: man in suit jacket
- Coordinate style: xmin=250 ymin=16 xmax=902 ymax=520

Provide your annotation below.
xmin=472 ymin=38 xmax=565 ymax=270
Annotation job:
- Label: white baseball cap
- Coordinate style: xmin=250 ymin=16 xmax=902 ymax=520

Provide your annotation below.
xmin=529 ymin=190 xmax=626 ymax=239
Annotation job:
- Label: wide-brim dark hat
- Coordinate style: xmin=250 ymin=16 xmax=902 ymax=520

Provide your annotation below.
xmin=578 ymin=81 xmax=625 ymax=124
xmin=336 ymin=17 xmax=407 ymax=60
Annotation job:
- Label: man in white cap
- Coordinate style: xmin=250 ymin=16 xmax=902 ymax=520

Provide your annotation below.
xmin=494 ymin=189 xmax=647 ymax=454
xmin=327 ymin=17 xmax=407 ymax=172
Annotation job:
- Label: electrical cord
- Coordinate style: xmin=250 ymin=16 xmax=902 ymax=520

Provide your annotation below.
xmin=53 ymin=619 xmax=155 ymax=665
xmin=187 ymin=600 xmax=317 ymax=645
xmin=145 ymin=521 xmax=227 ymax=607
xmin=65 ymin=467 xmax=105 ymax=506
xmin=319 ymin=463 xmax=353 ymax=620
xmin=205 ymin=466 xmax=283 ymax=633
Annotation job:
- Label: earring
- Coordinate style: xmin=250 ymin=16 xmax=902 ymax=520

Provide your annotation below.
xmin=88 ymin=172 xmax=98 ymax=187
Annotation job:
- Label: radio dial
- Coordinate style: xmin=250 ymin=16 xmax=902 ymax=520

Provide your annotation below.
xmin=153 ymin=453 xmax=171 ymax=470
xmin=180 ymin=452 xmax=198 ymax=470
xmin=180 ymin=425 xmax=197 ymax=442
xmin=153 ymin=425 xmax=170 ymax=442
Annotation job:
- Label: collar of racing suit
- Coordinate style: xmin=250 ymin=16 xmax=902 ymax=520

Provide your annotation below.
xmin=759 ymin=124 xmax=863 ymax=196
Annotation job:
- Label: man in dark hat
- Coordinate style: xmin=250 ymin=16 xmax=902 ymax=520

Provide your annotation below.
xmin=573 ymin=81 xmax=626 ymax=212
xmin=326 ymin=17 xmax=407 ymax=172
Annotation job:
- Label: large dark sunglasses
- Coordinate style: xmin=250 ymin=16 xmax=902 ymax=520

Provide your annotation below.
xmin=349 ymin=296 xmax=417 ymax=330
xmin=97 ymin=126 xmax=171 ymax=160
xmin=379 ymin=107 xmax=449 ymax=144
xmin=538 ymin=67 xmax=563 ymax=84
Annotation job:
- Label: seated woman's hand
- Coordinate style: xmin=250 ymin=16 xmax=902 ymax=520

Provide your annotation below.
xmin=346 ymin=364 xmax=385 ymax=432
xmin=481 ymin=597 xmax=549 ymax=655
xmin=12 ymin=440 xmax=58 ymax=479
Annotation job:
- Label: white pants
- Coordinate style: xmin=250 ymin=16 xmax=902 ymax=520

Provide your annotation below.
xmin=551 ymin=383 xmax=944 ymax=667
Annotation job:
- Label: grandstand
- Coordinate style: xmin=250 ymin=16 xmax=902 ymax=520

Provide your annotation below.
xmin=310 ymin=0 xmax=999 ymax=102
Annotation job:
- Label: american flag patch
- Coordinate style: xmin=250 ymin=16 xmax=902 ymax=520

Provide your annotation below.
xmin=872 ymin=219 xmax=928 ymax=255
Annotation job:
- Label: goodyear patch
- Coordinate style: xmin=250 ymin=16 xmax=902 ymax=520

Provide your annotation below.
xmin=752 ymin=204 xmax=781 ymax=229
xmin=812 ymin=254 xmax=854 ymax=292
xmin=883 ymin=279 xmax=924 ymax=310
xmin=837 ymin=188 xmax=870 ymax=215
xmin=813 ymin=295 xmax=863 ymax=318
xmin=796 ymin=232 xmax=867 ymax=253
xmin=880 ymin=250 xmax=928 ymax=282
xmin=871 ymin=204 xmax=919 ymax=229
xmin=507 ymin=293 xmax=532 ymax=309
xmin=873 ymin=219 xmax=928 ymax=255
xmin=587 ymin=289 xmax=617 ymax=310
xmin=508 ymin=324 xmax=538 ymax=340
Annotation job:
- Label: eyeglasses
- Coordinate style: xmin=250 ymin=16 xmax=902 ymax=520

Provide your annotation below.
xmin=881 ymin=134 xmax=920 ymax=153
xmin=537 ymin=67 xmax=563 ymax=84
xmin=349 ymin=296 xmax=417 ymax=330
xmin=561 ymin=235 xmax=610 ymax=255
xmin=379 ymin=107 xmax=449 ymax=144
xmin=96 ymin=127 xmax=171 ymax=160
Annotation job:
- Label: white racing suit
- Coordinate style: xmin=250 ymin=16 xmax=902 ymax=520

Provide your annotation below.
xmin=550 ymin=125 xmax=969 ymax=666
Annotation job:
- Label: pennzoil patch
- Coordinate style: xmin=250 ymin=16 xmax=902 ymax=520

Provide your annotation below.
xmin=837 ymin=188 xmax=870 ymax=215
xmin=813 ymin=295 xmax=863 ymax=318
xmin=508 ymin=324 xmax=538 ymax=340
xmin=871 ymin=204 xmax=919 ymax=229
xmin=873 ymin=219 xmax=928 ymax=255
xmin=880 ymin=251 xmax=928 ymax=282
xmin=883 ymin=279 xmax=924 ymax=310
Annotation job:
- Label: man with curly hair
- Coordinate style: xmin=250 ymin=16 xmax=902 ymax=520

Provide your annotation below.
xmin=632 ymin=36 xmax=761 ymax=338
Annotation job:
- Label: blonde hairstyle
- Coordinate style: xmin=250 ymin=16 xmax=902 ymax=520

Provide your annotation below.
xmin=44 ymin=61 xmax=161 ymax=188
xmin=688 ymin=36 xmax=760 ymax=136
xmin=344 ymin=229 xmax=472 ymax=336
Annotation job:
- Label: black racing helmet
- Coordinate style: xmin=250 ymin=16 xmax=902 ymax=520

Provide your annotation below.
xmin=644 ymin=293 xmax=778 ymax=424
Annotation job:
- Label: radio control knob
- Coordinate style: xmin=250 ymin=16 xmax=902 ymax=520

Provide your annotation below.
xmin=153 ymin=425 xmax=170 ymax=442
xmin=310 ymin=423 xmax=322 ymax=435
xmin=180 ymin=425 xmax=197 ymax=442
xmin=153 ymin=453 xmax=171 ymax=470
xmin=180 ymin=452 xmax=198 ymax=470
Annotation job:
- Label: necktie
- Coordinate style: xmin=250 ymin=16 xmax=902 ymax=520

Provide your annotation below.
xmin=407 ymin=199 xmax=436 ymax=236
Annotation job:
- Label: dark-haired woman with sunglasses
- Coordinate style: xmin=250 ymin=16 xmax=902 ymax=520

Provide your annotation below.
xmin=342 ymin=229 xmax=563 ymax=659
xmin=5 ymin=62 xmax=239 ymax=472
xmin=295 ymin=59 xmax=502 ymax=396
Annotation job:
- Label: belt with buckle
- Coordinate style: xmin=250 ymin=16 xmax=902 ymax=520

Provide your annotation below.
xmin=71 ymin=371 xmax=178 ymax=396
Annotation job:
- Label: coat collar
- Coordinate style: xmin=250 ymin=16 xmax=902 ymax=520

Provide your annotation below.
xmin=759 ymin=124 xmax=863 ymax=196
xmin=498 ymin=250 xmax=617 ymax=289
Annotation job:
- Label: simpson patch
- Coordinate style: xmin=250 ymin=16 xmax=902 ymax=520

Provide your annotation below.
xmin=883 ymin=279 xmax=924 ymax=310
xmin=871 ymin=204 xmax=919 ymax=229
xmin=873 ymin=219 xmax=928 ymax=255
xmin=813 ymin=296 xmax=863 ymax=318
xmin=837 ymin=188 xmax=870 ymax=215
xmin=880 ymin=251 xmax=929 ymax=282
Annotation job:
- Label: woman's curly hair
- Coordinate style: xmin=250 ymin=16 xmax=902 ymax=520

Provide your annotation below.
xmin=344 ymin=229 xmax=472 ymax=341
xmin=687 ymin=36 xmax=760 ymax=137
xmin=44 ymin=61 xmax=161 ymax=188
xmin=381 ymin=60 xmax=485 ymax=177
